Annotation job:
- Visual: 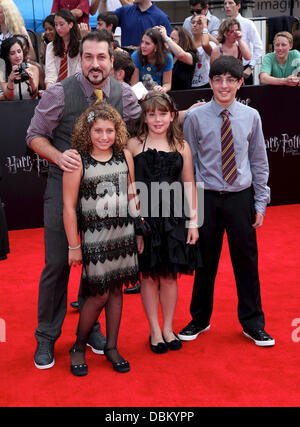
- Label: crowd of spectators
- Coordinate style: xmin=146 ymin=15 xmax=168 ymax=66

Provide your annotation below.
xmin=0 ymin=0 xmax=300 ymax=102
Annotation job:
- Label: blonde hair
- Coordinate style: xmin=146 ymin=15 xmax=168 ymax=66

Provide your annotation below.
xmin=0 ymin=0 xmax=25 ymax=34
xmin=273 ymin=31 xmax=293 ymax=46
xmin=72 ymin=104 xmax=128 ymax=154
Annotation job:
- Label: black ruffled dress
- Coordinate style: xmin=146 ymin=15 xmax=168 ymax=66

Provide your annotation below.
xmin=134 ymin=145 xmax=202 ymax=278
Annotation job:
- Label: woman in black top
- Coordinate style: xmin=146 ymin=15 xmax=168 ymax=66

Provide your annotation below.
xmin=157 ymin=25 xmax=198 ymax=90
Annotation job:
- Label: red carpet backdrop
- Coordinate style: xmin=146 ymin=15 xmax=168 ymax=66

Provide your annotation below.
xmin=0 ymin=204 xmax=300 ymax=407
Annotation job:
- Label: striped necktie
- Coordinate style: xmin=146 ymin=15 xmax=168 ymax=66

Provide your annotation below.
xmin=221 ymin=109 xmax=237 ymax=185
xmin=58 ymin=47 xmax=68 ymax=82
xmin=94 ymin=89 xmax=103 ymax=104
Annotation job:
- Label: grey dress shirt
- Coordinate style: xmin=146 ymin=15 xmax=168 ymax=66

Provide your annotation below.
xmin=183 ymin=98 xmax=270 ymax=215
xmin=26 ymin=72 xmax=141 ymax=146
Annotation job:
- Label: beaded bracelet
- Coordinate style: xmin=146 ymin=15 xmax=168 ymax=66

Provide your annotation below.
xmin=68 ymin=244 xmax=81 ymax=250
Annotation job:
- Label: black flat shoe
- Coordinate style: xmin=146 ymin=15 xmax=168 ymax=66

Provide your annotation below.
xmin=163 ymin=333 xmax=182 ymax=351
xmin=104 ymin=346 xmax=130 ymax=373
xmin=149 ymin=336 xmax=168 ymax=354
xmin=69 ymin=345 xmax=88 ymax=377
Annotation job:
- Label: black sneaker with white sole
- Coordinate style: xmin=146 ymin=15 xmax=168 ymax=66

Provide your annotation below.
xmin=243 ymin=329 xmax=275 ymax=347
xmin=34 ymin=340 xmax=55 ymax=370
xmin=87 ymin=330 xmax=106 ymax=354
xmin=178 ymin=321 xmax=210 ymax=341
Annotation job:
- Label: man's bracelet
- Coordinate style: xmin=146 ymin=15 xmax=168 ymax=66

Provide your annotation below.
xmin=68 ymin=244 xmax=81 ymax=250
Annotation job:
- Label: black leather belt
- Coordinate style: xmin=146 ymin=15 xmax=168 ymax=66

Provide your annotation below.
xmin=205 ymin=190 xmax=230 ymax=195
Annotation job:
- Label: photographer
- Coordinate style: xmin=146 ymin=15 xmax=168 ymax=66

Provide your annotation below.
xmin=0 ymin=36 xmax=39 ymax=100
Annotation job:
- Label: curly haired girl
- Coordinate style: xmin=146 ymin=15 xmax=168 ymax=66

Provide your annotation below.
xmin=63 ymin=103 xmax=142 ymax=376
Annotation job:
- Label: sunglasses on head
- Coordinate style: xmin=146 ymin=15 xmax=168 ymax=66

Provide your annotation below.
xmin=191 ymin=8 xmax=203 ymax=14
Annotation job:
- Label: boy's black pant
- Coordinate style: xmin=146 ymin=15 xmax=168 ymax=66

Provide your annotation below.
xmin=190 ymin=187 xmax=265 ymax=331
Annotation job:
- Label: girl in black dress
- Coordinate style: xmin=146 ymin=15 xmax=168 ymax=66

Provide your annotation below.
xmin=127 ymin=92 xmax=201 ymax=354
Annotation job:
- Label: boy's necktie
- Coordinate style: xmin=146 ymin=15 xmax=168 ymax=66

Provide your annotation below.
xmin=221 ymin=109 xmax=238 ymax=185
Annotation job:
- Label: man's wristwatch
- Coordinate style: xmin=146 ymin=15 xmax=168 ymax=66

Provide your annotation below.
xmin=202 ymin=29 xmax=209 ymax=34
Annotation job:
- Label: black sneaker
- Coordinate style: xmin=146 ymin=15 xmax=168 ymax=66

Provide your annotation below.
xmin=178 ymin=321 xmax=210 ymax=341
xmin=87 ymin=330 xmax=106 ymax=354
xmin=243 ymin=329 xmax=275 ymax=347
xmin=124 ymin=284 xmax=141 ymax=294
xmin=70 ymin=301 xmax=80 ymax=310
xmin=34 ymin=340 xmax=55 ymax=370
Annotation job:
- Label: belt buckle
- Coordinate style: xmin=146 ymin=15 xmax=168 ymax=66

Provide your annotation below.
xmin=219 ymin=190 xmax=229 ymax=195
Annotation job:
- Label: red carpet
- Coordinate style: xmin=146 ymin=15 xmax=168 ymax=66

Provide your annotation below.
xmin=0 ymin=204 xmax=300 ymax=407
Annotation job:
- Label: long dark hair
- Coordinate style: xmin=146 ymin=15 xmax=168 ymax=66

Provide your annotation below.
xmin=53 ymin=9 xmax=80 ymax=58
xmin=138 ymin=28 xmax=168 ymax=72
xmin=43 ymin=14 xmax=55 ymax=44
xmin=0 ymin=36 xmax=24 ymax=79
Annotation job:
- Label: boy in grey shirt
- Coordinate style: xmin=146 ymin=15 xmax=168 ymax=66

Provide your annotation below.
xmin=179 ymin=56 xmax=275 ymax=347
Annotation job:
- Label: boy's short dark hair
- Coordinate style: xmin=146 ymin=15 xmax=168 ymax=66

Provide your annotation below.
xmin=113 ymin=50 xmax=135 ymax=84
xmin=209 ymin=56 xmax=244 ymax=80
xmin=97 ymin=12 xmax=119 ymax=33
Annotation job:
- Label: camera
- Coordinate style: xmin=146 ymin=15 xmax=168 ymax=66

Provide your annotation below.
xmin=142 ymin=74 xmax=158 ymax=90
xmin=14 ymin=62 xmax=29 ymax=83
